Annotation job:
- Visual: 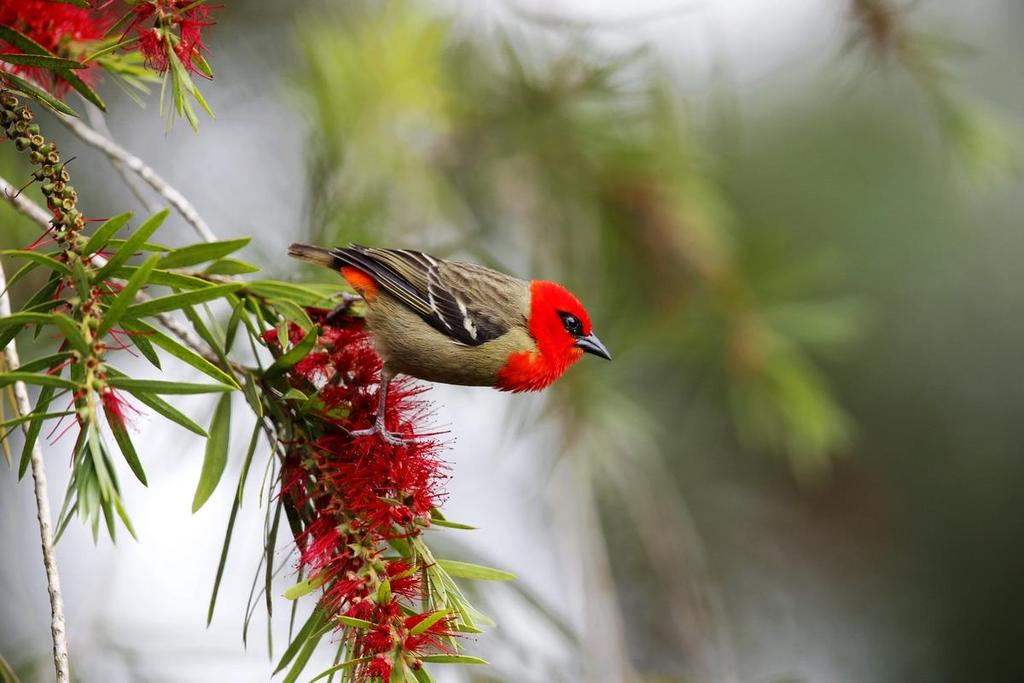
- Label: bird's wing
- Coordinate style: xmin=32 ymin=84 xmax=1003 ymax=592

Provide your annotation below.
xmin=330 ymin=245 xmax=527 ymax=346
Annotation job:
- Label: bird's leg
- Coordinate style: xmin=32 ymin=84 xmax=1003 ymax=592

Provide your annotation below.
xmin=348 ymin=368 xmax=409 ymax=445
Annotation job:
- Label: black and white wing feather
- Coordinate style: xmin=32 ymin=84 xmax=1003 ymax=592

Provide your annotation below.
xmin=330 ymin=245 xmax=526 ymax=346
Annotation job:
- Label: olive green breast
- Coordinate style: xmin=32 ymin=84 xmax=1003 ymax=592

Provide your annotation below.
xmin=364 ymin=290 xmax=536 ymax=386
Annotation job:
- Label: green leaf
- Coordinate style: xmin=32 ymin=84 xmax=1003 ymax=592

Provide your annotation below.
xmin=0 ymin=70 xmax=79 ymax=117
xmin=192 ymin=393 xmax=230 ymax=512
xmin=207 ymin=420 xmax=261 ymax=624
xmin=412 ymin=667 xmax=434 ymax=683
xmin=0 ymin=651 xmax=24 ymax=683
xmin=0 ymin=311 xmax=56 ymax=336
xmin=0 ymin=372 xmax=77 ymax=390
xmin=429 ymin=518 xmax=477 ymax=531
xmin=50 ymin=315 xmax=90 ymax=356
xmin=81 ymin=212 xmax=133 ymax=257
xmin=93 ymin=209 xmax=169 ymax=283
xmin=430 ymin=560 xmax=516 ymax=582
xmin=112 ymin=266 xmax=212 ymax=290
xmin=281 ymin=625 xmax=327 ymax=683
xmin=418 ymin=656 xmax=489 ymax=665
xmin=282 ymin=573 xmax=327 ymax=601
xmin=98 ymin=254 xmax=160 ymax=336
xmin=18 ymin=385 xmax=54 ymax=479
xmin=10 ymin=351 xmax=70 ymax=374
xmin=47 ymin=0 xmax=91 ymax=7
xmin=59 ymin=67 xmax=105 ymax=110
xmin=244 ymin=281 xmax=335 ymax=307
xmin=409 ymin=609 xmax=450 ymax=636
xmin=336 ymin=615 xmax=373 ymax=630
xmin=157 ymin=238 xmax=251 ymax=269
xmin=274 ymin=608 xmax=325 ymax=675
xmin=263 ymin=327 xmax=316 ymax=380
xmin=107 ymin=376 xmax=233 ymax=395
xmin=308 ymin=657 xmax=371 ymax=682
xmin=105 ymin=405 xmax=147 ymax=486
xmin=0 ymin=53 xmax=84 ymax=70
xmin=120 ymin=319 xmax=238 ymax=389
xmin=127 ymin=391 xmax=206 ymax=436
xmin=376 ymin=578 xmax=392 ymax=605
xmin=0 ymin=410 xmax=72 ymax=435
xmin=121 ymin=283 xmax=241 ymax=320
xmin=203 ymin=258 xmax=261 ymax=276
xmin=0 ymin=250 xmax=71 ymax=277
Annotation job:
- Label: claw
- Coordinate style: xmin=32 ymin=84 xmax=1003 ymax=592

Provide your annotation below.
xmin=349 ymin=417 xmax=414 ymax=445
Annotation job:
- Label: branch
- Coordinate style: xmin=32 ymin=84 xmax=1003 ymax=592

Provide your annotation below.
xmin=0 ymin=259 xmax=70 ymax=683
xmin=0 ymin=174 xmax=53 ymax=227
xmin=58 ymin=115 xmax=218 ymax=244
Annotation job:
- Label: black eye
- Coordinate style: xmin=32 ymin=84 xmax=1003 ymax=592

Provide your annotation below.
xmin=558 ymin=311 xmax=583 ymax=336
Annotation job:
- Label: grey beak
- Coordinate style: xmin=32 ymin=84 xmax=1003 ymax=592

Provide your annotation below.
xmin=577 ymin=333 xmax=611 ymax=360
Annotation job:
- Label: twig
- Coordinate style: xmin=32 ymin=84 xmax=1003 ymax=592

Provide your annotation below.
xmin=57 ymin=114 xmax=218 ymax=244
xmin=83 ymin=107 xmax=162 ymax=216
xmin=0 ymin=174 xmax=53 ymax=227
xmin=0 ymin=259 xmax=70 ymax=683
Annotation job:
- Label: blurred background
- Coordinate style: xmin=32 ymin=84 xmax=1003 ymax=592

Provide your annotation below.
xmin=2 ymin=0 xmax=1022 ymax=681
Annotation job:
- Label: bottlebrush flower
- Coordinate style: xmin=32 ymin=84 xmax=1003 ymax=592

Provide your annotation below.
xmin=131 ymin=1 xmax=216 ymax=76
xmin=277 ymin=309 xmax=454 ymax=677
xmin=0 ymin=0 xmax=110 ymax=92
xmin=100 ymin=386 xmax=140 ymax=430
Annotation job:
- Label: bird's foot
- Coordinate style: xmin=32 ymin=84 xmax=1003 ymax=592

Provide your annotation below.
xmin=349 ymin=418 xmax=413 ymax=446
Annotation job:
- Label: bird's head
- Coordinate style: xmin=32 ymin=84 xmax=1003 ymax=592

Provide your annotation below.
xmin=497 ymin=280 xmax=610 ymax=392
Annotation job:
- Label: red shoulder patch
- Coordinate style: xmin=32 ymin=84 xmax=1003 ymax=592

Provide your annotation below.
xmin=341 ymin=266 xmax=379 ymax=301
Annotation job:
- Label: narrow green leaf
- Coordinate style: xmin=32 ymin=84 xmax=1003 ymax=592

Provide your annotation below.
xmin=0 ymin=250 xmax=71 ymax=277
xmin=203 ymin=258 xmax=260 ymax=276
xmin=206 ymin=420 xmax=261 ymax=625
xmin=107 ymin=376 xmax=233 ymax=395
xmin=0 ymin=372 xmax=77 ymax=390
xmin=104 ymin=406 xmax=147 ymax=486
xmin=0 ymin=53 xmax=84 ymax=69
xmin=428 ymin=518 xmax=477 ymax=531
xmin=81 ymin=212 xmax=133 ymax=256
xmin=274 ymin=607 xmax=325 ymax=674
xmin=336 ymin=615 xmax=373 ymax=630
xmin=376 ymin=578 xmax=392 ymax=605
xmin=93 ymin=209 xmax=169 ymax=283
xmin=60 ymin=67 xmax=105 ymax=110
xmin=0 ymin=311 xmax=56 ymax=336
xmin=309 ymin=657 xmax=371 ymax=682
xmin=418 ymin=656 xmax=488 ymax=665
xmin=121 ymin=283 xmax=241 ymax=320
xmin=412 ymin=666 xmax=434 ymax=683
xmin=0 ymin=651 xmax=23 ymax=683
xmin=282 ymin=573 xmax=327 ymax=601
xmin=120 ymin=319 xmax=238 ymax=388
xmin=264 ymin=327 xmax=316 ymax=380
xmin=18 ymin=385 xmax=54 ymax=479
xmin=0 ymin=71 xmax=79 ymax=117
xmin=192 ymin=393 xmax=230 ymax=512
xmin=0 ymin=410 xmax=72 ymax=434
xmin=98 ymin=254 xmax=160 ymax=336
xmin=112 ymin=266 xmax=211 ymax=290
xmin=245 ymin=281 xmax=334 ymax=307
xmin=126 ymin=391 xmax=206 ymax=436
xmin=281 ymin=625 xmax=327 ymax=683
xmin=14 ymin=352 xmax=71 ymax=376
xmin=434 ymin=560 xmax=516 ymax=581
xmin=157 ymin=238 xmax=251 ymax=269
xmin=409 ymin=609 xmax=450 ymax=636
xmin=103 ymin=8 xmax=136 ymax=38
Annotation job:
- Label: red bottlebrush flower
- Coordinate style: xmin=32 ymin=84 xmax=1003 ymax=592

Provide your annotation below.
xmin=365 ymin=655 xmax=392 ymax=681
xmin=0 ymin=0 xmax=110 ymax=93
xmin=130 ymin=0 xmax=216 ymax=76
xmin=403 ymin=611 xmax=455 ymax=656
xmin=276 ymin=310 xmax=452 ymax=672
xmin=101 ymin=387 xmax=141 ymax=430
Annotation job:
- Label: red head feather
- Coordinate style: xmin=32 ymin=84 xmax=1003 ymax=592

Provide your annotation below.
xmin=496 ymin=280 xmax=592 ymax=392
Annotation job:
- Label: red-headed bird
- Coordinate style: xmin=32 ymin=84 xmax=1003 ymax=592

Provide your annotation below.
xmin=288 ymin=244 xmax=611 ymax=443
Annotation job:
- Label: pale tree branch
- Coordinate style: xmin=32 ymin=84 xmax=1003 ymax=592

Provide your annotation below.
xmin=0 ymin=259 xmax=70 ymax=683
xmin=57 ymin=114 xmax=218 ymax=244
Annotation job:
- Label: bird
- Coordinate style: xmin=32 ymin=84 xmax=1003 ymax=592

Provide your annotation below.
xmin=287 ymin=243 xmax=611 ymax=444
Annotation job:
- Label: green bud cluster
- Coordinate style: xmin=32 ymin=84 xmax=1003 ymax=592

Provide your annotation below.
xmin=0 ymin=89 xmax=85 ymax=243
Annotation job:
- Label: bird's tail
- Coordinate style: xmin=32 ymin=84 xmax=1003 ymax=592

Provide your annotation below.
xmin=288 ymin=243 xmax=338 ymax=269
